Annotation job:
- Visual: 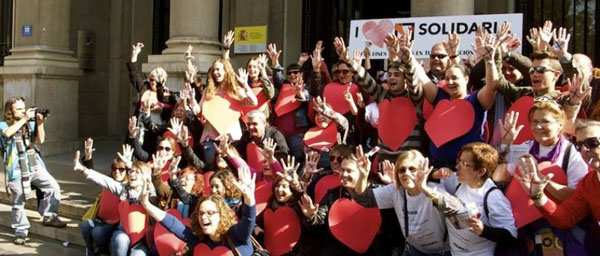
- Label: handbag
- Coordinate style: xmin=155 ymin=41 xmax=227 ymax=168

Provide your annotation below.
xmin=226 ymin=234 xmax=270 ymax=256
xmin=81 ymin=193 xmax=102 ymax=221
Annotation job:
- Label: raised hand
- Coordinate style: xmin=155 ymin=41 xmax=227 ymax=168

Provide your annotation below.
xmin=117 ymin=144 xmax=134 ymax=169
xmin=514 ymin=154 xmax=553 ymax=197
xmin=233 ymin=165 xmax=257 ymax=205
xmin=431 ymin=167 xmax=453 ymax=180
xmin=184 ymin=45 xmax=195 ymax=62
xmin=351 ymin=48 xmax=365 ymax=66
xmin=443 ymin=32 xmax=460 ymax=57
xmin=496 ymin=21 xmax=511 ymax=42
xmin=397 ymin=30 xmax=414 ymax=63
xmin=223 ymin=30 xmax=234 ymax=49
xmin=151 ymin=151 xmax=169 ymax=173
xmin=298 ymin=52 xmax=310 ymax=66
xmin=355 ymin=145 xmax=371 ymax=177
xmin=185 ymin=65 xmax=198 ymax=84
xmin=343 ymin=87 xmax=354 ymax=103
xmin=84 ymin=138 xmax=95 ymax=161
xmin=567 ymin=73 xmax=591 ymax=106
xmin=501 ymin=111 xmax=524 ymax=145
xmin=257 ymin=53 xmax=269 ymax=72
xmin=278 ymin=155 xmax=301 ymax=183
xmin=474 ymin=34 xmax=501 ymax=61
xmin=266 ymin=43 xmax=282 ymax=66
xmin=312 ymin=96 xmax=332 ymax=115
xmin=526 ymin=27 xmax=545 ymax=51
xmin=384 ymin=33 xmax=399 ymax=61
xmin=73 ymin=151 xmax=87 ymax=173
xmin=299 ymin=194 xmax=319 ymax=218
xmin=177 ymin=125 xmax=190 ymax=148
xmin=333 ymin=37 xmax=349 ymax=61
xmin=131 ymin=42 xmax=144 ymax=62
xmin=303 ymin=151 xmax=323 ymax=176
xmin=538 ymin=20 xmax=554 ymax=48
xmin=414 ymin=157 xmax=435 ymax=194
xmin=311 ymin=42 xmax=324 ymax=71
xmin=214 ymin=134 xmax=231 ymax=156
xmin=549 ymin=27 xmax=571 ymax=58
xmin=236 ymin=68 xmax=249 ymax=85
xmin=377 ymin=160 xmax=395 ymax=184
xmin=167 ymin=118 xmax=183 ymax=138
xmin=168 ymin=156 xmax=182 ymax=179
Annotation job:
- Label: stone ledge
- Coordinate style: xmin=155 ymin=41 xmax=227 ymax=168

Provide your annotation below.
xmin=0 ymin=190 xmax=92 ymax=220
xmin=0 ymin=202 xmax=85 ymax=247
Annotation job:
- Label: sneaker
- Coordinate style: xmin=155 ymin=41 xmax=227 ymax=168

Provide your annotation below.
xmin=42 ymin=216 xmax=67 ymax=228
xmin=13 ymin=236 xmax=27 ymax=245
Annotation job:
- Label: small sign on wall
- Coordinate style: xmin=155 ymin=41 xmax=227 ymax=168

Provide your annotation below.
xmin=22 ymin=25 xmax=32 ymax=37
xmin=234 ymin=25 xmax=267 ymax=54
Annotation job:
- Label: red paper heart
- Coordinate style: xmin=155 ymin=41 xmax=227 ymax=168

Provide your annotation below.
xmin=242 ymin=87 xmax=270 ymax=121
xmin=255 ymin=180 xmax=273 ymax=215
xmin=506 ymin=96 xmax=534 ymax=144
xmin=97 ymin=189 xmax=120 ymax=224
xmin=303 ymin=125 xmax=337 ymax=152
xmin=202 ymin=93 xmax=242 ymax=135
xmin=362 ymin=20 xmax=394 ymax=48
xmin=193 ymin=243 xmax=233 ymax=256
xmin=246 ymin=142 xmax=266 ymax=173
xmin=274 ymin=84 xmax=301 ymax=116
xmin=264 ymin=207 xmax=302 ymax=256
xmin=329 ymin=198 xmax=382 ymax=253
xmin=155 ymin=209 xmax=187 ymax=256
xmin=323 ymin=82 xmax=359 ymax=115
xmin=378 ymin=97 xmax=416 ymax=151
xmin=425 ymin=99 xmax=475 ymax=147
xmin=315 ymin=174 xmax=341 ymax=204
xmin=118 ymin=201 xmax=149 ymax=246
xmin=203 ymin=171 xmax=214 ymax=196
xmin=505 ymin=162 xmax=567 ymax=228
xmin=422 ymin=100 xmax=434 ymax=120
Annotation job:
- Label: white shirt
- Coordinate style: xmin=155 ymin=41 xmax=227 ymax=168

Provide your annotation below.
xmin=442 ymin=175 xmax=517 ymax=256
xmin=373 ymin=183 xmax=449 ymax=254
xmin=507 ymin=140 xmax=588 ymax=188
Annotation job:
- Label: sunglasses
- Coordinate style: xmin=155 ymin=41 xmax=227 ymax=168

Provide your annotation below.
xmin=574 ymin=137 xmax=600 ymax=151
xmin=287 ymin=70 xmax=300 ymax=75
xmin=335 ymin=69 xmax=350 ymax=75
xmin=330 ymin=155 xmax=344 ymax=163
xmin=398 ymin=166 xmax=417 ymax=173
xmin=157 ymin=146 xmax=172 ymax=152
xmin=430 ymin=54 xmax=448 ymax=59
xmin=112 ymin=167 xmax=129 ymax=173
xmin=529 ymin=66 xmax=555 ymax=74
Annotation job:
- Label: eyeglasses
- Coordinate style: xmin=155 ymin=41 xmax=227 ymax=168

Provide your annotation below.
xmin=335 ymin=69 xmax=350 ymax=75
xmin=456 ymin=159 xmax=475 ymax=168
xmin=529 ymin=66 xmax=556 ymax=75
xmin=198 ymin=210 xmax=219 ymax=217
xmin=530 ymin=120 xmax=557 ymax=127
xmin=127 ymin=169 xmax=142 ymax=175
xmin=330 ymin=155 xmax=344 ymax=163
xmin=157 ymin=146 xmax=172 ymax=152
xmin=287 ymin=70 xmax=300 ymax=75
xmin=430 ymin=54 xmax=448 ymax=59
xmin=112 ymin=167 xmax=129 ymax=173
xmin=398 ymin=166 xmax=417 ymax=173
xmin=574 ymin=137 xmax=600 ymax=151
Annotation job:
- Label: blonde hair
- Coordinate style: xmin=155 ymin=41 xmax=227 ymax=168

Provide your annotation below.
xmin=528 ymin=101 xmax=566 ymax=132
xmin=205 ymin=58 xmax=240 ymax=100
xmin=393 ymin=150 xmax=425 ymax=189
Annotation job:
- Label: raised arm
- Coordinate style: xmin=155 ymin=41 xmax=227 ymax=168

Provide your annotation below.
xmin=475 ymin=33 xmax=501 ymax=110
xmin=400 ymin=31 xmax=438 ymax=104
xmin=443 ymin=32 xmax=461 ymax=66
xmin=222 ymin=30 xmax=234 ymax=60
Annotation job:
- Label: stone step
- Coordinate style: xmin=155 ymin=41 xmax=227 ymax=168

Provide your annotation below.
xmin=0 ymin=189 xmax=94 ymax=220
xmin=0 ymin=202 xmax=86 ymax=247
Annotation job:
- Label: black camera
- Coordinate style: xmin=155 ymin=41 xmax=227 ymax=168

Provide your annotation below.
xmin=35 ymin=108 xmax=50 ymax=118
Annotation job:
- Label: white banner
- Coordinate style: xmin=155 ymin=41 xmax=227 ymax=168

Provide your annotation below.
xmin=349 ymin=13 xmax=523 ymax=59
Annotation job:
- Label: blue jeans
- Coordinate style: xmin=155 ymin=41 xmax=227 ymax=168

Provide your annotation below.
xmin=111 ymin=228 xmax=148 ymax=256
xmin=81 ymin=219 xmax=117 ymax=255
xmin=405 ymin=244 xmax=451 ymax=256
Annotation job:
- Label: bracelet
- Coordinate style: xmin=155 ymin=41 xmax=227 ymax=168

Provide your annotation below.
xmin=529 ymin=191 xmax=543 ymax=201
xmin=426 ymin=192 xmax=438 ymax=201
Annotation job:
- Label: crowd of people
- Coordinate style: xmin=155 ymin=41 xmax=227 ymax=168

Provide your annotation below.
xmin=2 ymin=20 xmax=600 ymax=256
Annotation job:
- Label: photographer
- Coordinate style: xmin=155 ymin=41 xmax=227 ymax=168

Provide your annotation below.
xmin=0 ymin=97 xmax=65 ymax=246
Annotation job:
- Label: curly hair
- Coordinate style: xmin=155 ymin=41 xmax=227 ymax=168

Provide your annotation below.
xmin=3 ymin=96 xmax=25 ymax=124
xmin=179 ymin=166 xmax=204 ymax=196
xmin=210 ymin=169 xmax=242 ymax=201
xmin=190 ymin=195 xmax=237 ymax=239
xmin=205 ymin=58 xmax=240 ymax=100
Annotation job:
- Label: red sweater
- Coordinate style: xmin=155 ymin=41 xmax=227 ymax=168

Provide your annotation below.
xmin=539 ymin=171 xmax=600 ymax=228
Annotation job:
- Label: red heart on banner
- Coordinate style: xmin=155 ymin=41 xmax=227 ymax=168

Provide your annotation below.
xmin=362 ymin=20 xmax=394 ymax=48
xmin=378 ymin=97 xmax=416 ymax=151
xmin=264 ymin=207 xmax=302 ymax=256
xmin=155 ymin=209 xmax=187 ymax=256
xmin=315 ymin=174 xmax=341 ymax=204
xmin=193 ymin=243 xmax=233 ymax=256
xmin=255 ymin=180 xmax=273 ymax=215
xmin=242 ymin=87 xmax=270 ymax=121
xmin=425 ymin=99 xmax=475 ymax=147
xmin=329 ymin=198 xmax=382 ymax=253
xmin=323 ymin=82 xmax=359 ymax=115
xmin=505 ymin=162 xmax=567 ymax=228
xmin=246 ymin=142 xmax=266 ymax=173
xmin=203 ymin=171 xmax=214 ymax=196
xmin=118 ymin=201 xmax=149 ymax=246
xmin=274 ymin=84 xmax=301 ymax=117
xmin=303 ymin=125 xmax=337 ymax=152
xmin=506 ymin=96 xmax=534 ymax=144
xmin=202 ymin=93 xmax=242 ymax=135
xmin=97 ymin=189 xmax=120 ymax=224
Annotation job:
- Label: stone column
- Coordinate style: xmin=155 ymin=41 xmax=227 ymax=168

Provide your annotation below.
xmin=411 ymin=0 xmax=474 ymax=17
xmin=143 ymin=0 xmax=222 ymax=90
xmin=0 ymin=0 xmax=82 ymax=155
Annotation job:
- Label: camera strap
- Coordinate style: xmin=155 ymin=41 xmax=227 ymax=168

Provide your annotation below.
xmin=14 ymin=126 xmax=33 ymax=199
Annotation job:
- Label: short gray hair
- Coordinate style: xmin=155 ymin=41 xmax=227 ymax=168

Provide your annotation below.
xmin=245 ymin=110 xmax=266 ymax=123
xmin=575 ymin=119 xmax=600 ymax=132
